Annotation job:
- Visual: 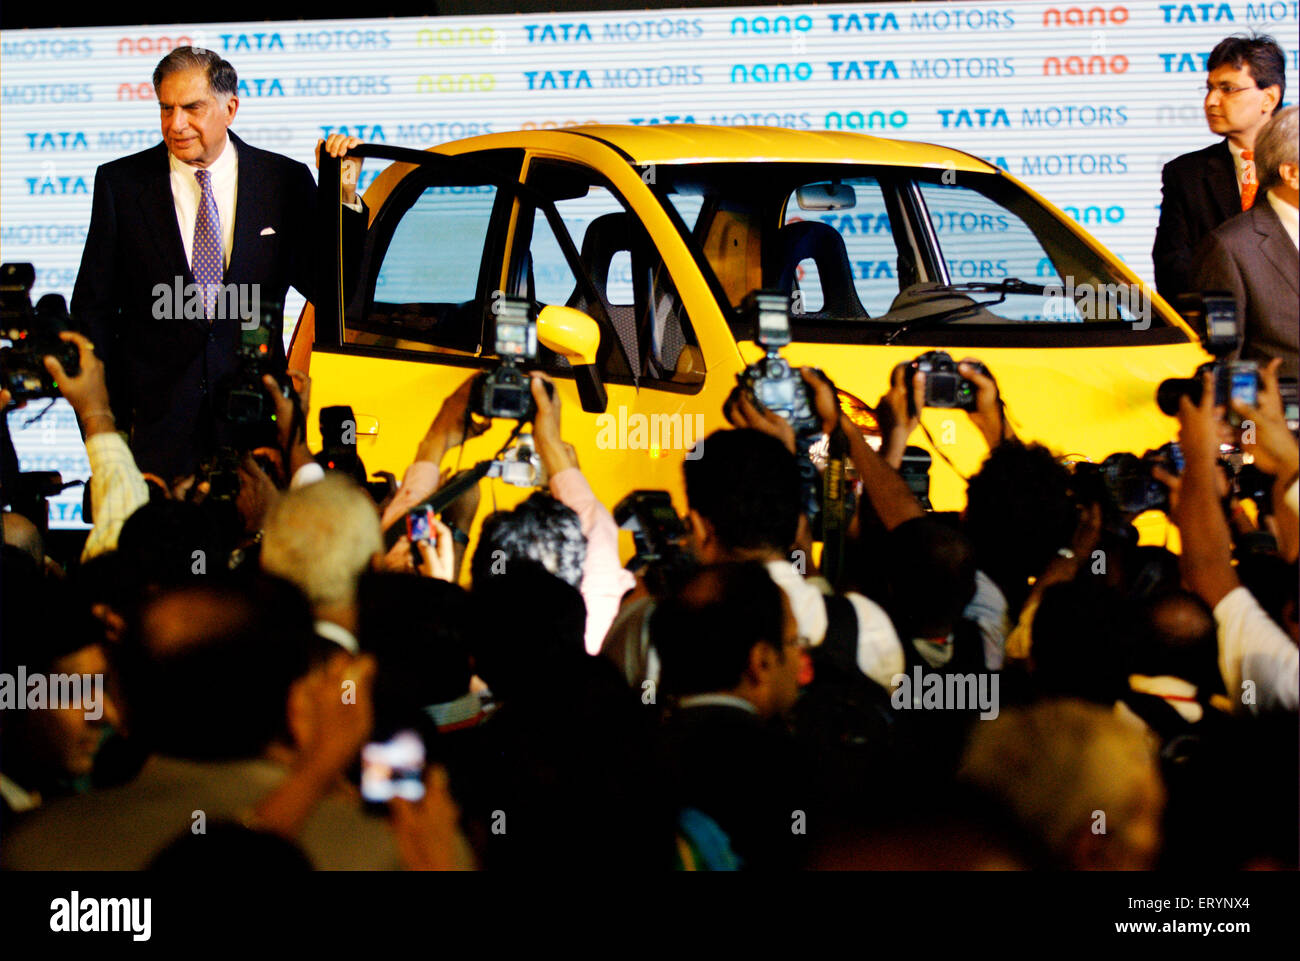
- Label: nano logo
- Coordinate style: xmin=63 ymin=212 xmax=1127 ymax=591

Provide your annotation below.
xmin=730 ymin=14 xmax=813 ymax=34
xmin=730 ymin=63 xmax=813 ymax=83
xmin=1043 ymin=55 xmax=1130 ymax=74
xmin=1042 ymin=5 xmax=1129 ymax=25
xmin=417 ymin=25 xmax=497 ymax=45
xmin=117 ymin=35 xmax=191 ymax=56
xmin=824 ymin=110 xmax=908 ymax=129
xmin=416 ymin=75 xmax=496 ymax=94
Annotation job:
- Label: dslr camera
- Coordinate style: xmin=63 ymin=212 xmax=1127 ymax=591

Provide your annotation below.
xmin=1071 ymin=442 xmax=1184 ymax=515
xmin=485 ymin=433 xmax=543 ymax=488
xmin=470 ymin=295 xmax=544 ymax=421
xmin=735 ymin=291 xmax=821 ymax=436
xmin=216 ymin=301 xmax=294 ymax=449
xmin=614 ymin=489 xmax=697 ymax=596
xmin=1157 ymin=293 xmax=1258 ymax=423
xmin=903 ymin=350 xmax=986 ymax=416
xmin=0 ymin=263 xmax=80 ymax=402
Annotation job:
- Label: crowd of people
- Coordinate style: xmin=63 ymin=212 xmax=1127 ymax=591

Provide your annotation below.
xmin=1 ymin=322 xmax=1295 ymax=871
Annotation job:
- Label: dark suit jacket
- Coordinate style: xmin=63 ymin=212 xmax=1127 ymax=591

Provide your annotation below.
xmin=71 ymin=131 xmax=360 ymax=479
xmin=1192 ymin=199 xmax=1299 ymax=379
xmin=1153 ymin=140 xmax=1241 ymax=303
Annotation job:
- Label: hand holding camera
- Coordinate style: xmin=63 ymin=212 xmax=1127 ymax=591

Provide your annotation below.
xmin=42 ymin=331 xmax=115 ymax=437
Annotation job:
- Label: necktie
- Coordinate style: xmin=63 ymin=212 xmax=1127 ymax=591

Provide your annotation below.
xmin=192 ymin=168 xmax=223 ymax=320
xmin=1240 ymin=150 xmax=1257 ymax=211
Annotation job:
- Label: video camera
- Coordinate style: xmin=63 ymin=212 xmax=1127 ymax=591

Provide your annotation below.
xmin=470 ymin=296 xmax=545 ymax=421
xmin=0 ymin=263 xmax=80 ymax=402
xmin=1157 ymin=293 xmax=1258 ymax=424
xmin=484 ymin=433 xmax=543 ymax=488
xmin=735 ymin=291 xmax=821 ymax=436
xmin=614 ymin=489 xmax=697 ymax=597
xmin=903 ymin=350 xmax=988 ymax=416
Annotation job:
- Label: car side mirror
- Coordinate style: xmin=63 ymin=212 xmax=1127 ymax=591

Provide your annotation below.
xmin=537 ymin=305 xmax=607 ymax=413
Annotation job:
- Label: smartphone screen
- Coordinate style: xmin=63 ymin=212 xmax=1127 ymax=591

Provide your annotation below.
xmin=361 ymin=730 xmax=426 ymax=803
xmin=406 ymin=507 xmax=434 ymax=544
xmin=1230 ymin=363 xmax=1258 ymax=407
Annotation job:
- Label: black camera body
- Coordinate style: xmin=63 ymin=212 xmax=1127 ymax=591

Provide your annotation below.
xmin=736 ymin=291 xmax=821 ymax=436
xmin=1074 ymin=442 xmax=1183 ymax=515
xmin=216 ymin=301 xmax=292 ymax=449
xmin=1157 ymin=293 xmax=1259 ymax=421
xmin=0 ymin=263 xmax=80 ymax=402
xmin=470 ymin=295 xmax=542 ymax=421
xmin=904 ymin=350 xmax=985 ymax=416
xmin=614 ymin=489 xmax=696 ymax=596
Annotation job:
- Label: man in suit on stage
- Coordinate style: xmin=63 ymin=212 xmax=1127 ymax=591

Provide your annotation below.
xmin=1192 ymin=106 xmax=1299 ymax=379
xmin=71 ymin=46 xmax=365 ymax=482
xmin=1152 ymin=35 xmax=1285 ymax=304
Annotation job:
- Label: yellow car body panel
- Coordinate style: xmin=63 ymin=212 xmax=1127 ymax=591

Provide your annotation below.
xmin=299 ymin=126 xmax=1207 ymax=564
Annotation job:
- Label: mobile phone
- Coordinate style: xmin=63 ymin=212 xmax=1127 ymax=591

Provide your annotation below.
xmin=1227 ymin=361 xmax=1258 ymax=427
xmin=406 ymin=506 xmax=436 ymax=566
xmin=360 ymin=730 xmax=426 ymax=807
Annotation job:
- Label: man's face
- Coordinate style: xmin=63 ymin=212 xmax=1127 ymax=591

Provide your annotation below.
xmin=26 ymin=646 xmax=119 ymax=779
xmin=158 ymin=68 xmax=237 ymax=167
xmin=1204 ymin=62 xmax=1278 ymax=143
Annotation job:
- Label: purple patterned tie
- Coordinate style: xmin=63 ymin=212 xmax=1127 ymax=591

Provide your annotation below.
xmin=192 ymin=168 xmax=222 ymax=320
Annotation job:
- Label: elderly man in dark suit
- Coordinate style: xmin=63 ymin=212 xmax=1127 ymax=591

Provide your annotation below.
xmin=1153 ymin=35 xmax=1285 ymax=303
xmin=1192 ymin=106 xmax=1299 ymax=379
xmin=71 ymin=47 xmax=364 ymax=482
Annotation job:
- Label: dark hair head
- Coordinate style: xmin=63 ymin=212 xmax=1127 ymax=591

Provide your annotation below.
xmin=883 ymin=516 xmax=977 ymax=639
xmin=121 ymin=575 xmax=314 ymax=760
xmin=1031 ymin=579 xmax=1135 ymax=705
xmin=358 ymin=572 xmax=475 ymax=711
xmin=650 ymin=562 xmax=788 ymax=696
xmin=1132 ymin=590 xmax=1220 ymax=692
xmin=149 ymin=821 xmax=313 ymax=871
xmin=471 ymin=561 xmax=587 ymax=702
xmin=471 ymin=492 xmax=586 ymax=589
xmin=117 ymin=499 xmax=237 ymax=593
xmin=1207 ymin=34 xmax=1286 ymax=105
xmin=1 ymin=555 xmax=103 ymax=674
xmin=152 ymin=46 xmax=238 ymax=98
xmin=683 ymin=429 xmax=801 ymax=553
xmin=963 ymin=442 xmax=1076 ymax=613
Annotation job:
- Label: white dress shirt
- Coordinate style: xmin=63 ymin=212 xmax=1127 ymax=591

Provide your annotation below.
xmin=169 ymin=136 xmax=238 ymax=270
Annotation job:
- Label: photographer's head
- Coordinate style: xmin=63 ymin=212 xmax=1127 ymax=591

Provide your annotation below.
xmin=882 ymin=517 xmax=977 ymax=642
xmin=650 ymin=562 xmax=801 ymax=717
xmin=470 ymin=492 xmax=585 ymax=589
xmin=682 ymin=429 xmax=801 ymax=562
xmin=153 ymin=47 xmax=239 ymax=168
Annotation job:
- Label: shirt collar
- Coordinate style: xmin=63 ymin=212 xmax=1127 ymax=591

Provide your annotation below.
xmin=1266 ymin=189 xmax=1299 ymax=249
xmin=314 ymin=619 xmax=359 ymax=654
xmin=677 ymin=693 xmax=759 ymax=715
xmin=168 ymin=134 xmax=236 ymax=182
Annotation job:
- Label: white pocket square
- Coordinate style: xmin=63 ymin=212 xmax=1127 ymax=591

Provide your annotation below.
xmin=260 ymin=227 xmax=276 ymax=236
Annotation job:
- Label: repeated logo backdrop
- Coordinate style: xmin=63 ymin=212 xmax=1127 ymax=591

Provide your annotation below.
xmin=2 ymin=1 xmax=1297 ymax=526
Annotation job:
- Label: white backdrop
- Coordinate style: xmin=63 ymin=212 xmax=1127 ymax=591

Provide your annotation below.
xmin=2 ymin=1 xmax=1296 ymax=526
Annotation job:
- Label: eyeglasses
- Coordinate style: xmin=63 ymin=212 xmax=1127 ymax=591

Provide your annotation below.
xmin=1204 ymin=82 xmax=1258 ymax=97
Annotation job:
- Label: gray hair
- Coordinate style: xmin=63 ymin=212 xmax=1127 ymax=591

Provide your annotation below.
xmin=1255 ymin=105 xmax=1298 ymax=193
xmin=153 ymin=46 xmax=238 ymax=98
xmin=260 ymin=474 xmax=383 ymax=613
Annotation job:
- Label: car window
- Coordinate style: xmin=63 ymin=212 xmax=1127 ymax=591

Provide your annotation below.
xmin=521 ymin=161 xmax=703 ymax=388
xmin=343 ymin=150 xmax=524 ymax=358
xmin=782 ymin=177 xmax=900 ymax=318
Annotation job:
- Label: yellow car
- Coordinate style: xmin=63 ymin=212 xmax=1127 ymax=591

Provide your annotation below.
xmin=295 ymin=125 xmax=1208 ymax=558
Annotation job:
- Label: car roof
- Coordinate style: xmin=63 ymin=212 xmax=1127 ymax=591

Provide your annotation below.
xmin=444 ymin=124 xmax=998 ymax=173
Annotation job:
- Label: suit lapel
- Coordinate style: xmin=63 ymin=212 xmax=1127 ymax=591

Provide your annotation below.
xmin=1254 ymin=203 xmax=1300 ymax=297
xmin=135 ymin=143 xmax=192 ymax=285
xmin=226 ymin=132 xmax=264 ymax=286
xmin=1205 ymin=140 xmax=1239 ymax=222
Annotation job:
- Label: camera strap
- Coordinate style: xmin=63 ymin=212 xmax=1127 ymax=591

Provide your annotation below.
xmin=820 ymin=424 xmax=850 ymax=589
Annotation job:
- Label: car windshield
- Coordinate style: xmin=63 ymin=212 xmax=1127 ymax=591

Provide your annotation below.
xmin=649 ymin=162 xmax=1167 ymax=342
